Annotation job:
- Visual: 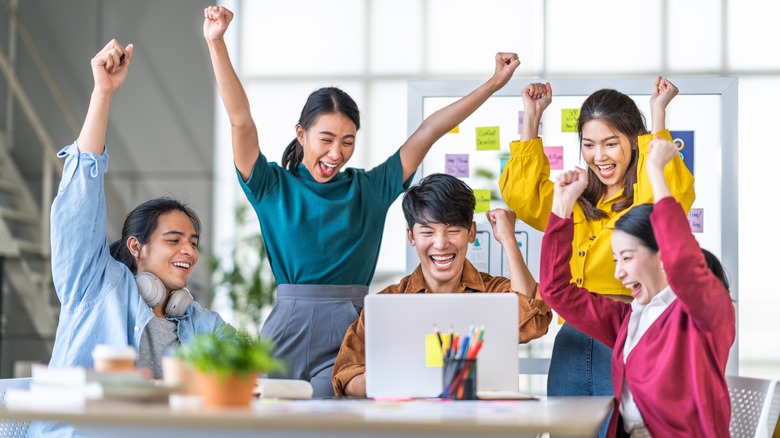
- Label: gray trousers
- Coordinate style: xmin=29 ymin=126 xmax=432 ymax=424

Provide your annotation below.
xmin=260 ymin=284 xmax=367 ymax=398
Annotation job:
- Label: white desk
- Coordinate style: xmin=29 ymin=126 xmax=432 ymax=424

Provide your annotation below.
xmin=1 ymin=396 xmax=612 ymax=438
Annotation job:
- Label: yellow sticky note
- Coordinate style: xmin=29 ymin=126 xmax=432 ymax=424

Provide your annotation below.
xmin=561 ymin=109 xmax=580 ymax=132
xmin=474 ymin=189 xmax=491 ymax=213
xmin=441 ymin=335 xmax=451 ymax=354
xmin=476 ymin=126 xmax=500 ymax=151
xmin=425 ymin=333 xmax=444 ymax=367
xmin=448 ymin=125 xmax=460 ymax=134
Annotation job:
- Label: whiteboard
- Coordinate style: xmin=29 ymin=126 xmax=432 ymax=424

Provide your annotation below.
xmin=406 ymin=77 xmax=739 ymax=373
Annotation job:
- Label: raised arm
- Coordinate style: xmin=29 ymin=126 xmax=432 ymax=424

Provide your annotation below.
xmin=649 ymin=76 xmax=678 ymax=133
xmin=78 ymin=40 xmax=133 ymax=154
xmin=551 ymin=166 xmax=588 ymax=219
xmin=398 ymin=53 xmax=520 ymax=182
xmin=540 ymin=167 xmax=628 ymax=347
xmin=204 ymin=6 xmax=259 ymax=181
xmin=645 ymin=136 xmax=678 ymax=200
xmin=486 ymin=208 xmax=536 ymax=297
xmin=646 ymin=138 xmax=734 ymax=331
xmin=520 ymin=82 xmax=552 ymax=141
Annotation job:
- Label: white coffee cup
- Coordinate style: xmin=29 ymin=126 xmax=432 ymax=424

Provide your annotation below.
xmin=92 ymin=344 xmax=136 ymax=372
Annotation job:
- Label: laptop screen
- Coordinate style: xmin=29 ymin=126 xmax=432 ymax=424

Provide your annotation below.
xmin=364 ymin=293 xmax=520 ymax=398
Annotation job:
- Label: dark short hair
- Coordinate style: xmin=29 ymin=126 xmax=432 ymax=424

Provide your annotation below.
xmin=614 ymin=203 xmax=657 ymax=252
xmin=108 ymin=197 xmax=201 ymax=273
xmin=616 ymin=203 xmax=731 ymax=295
xmin=402 ymin=173 xmax=475 ymax=230
xmin=281 ymin=87 xmax=361 ymax=176
xmin=702 ymin=249 xmax=730 ymax=292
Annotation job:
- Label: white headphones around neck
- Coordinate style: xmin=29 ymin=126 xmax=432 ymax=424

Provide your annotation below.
xmin=135 ymin=271 xmax=192 ymax=317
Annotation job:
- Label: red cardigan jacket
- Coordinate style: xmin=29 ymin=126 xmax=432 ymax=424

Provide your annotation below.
xmin=540 ymin=197 xmax=735 ymax=437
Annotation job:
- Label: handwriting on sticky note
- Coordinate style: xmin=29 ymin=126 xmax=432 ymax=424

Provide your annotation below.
xmin=476 ymin=126 xmax=500 ymax=151
xmin=519 ymin=110 xmax=542 ymax=135
xmin=445 ymin=154 xmax=469 ymax=177
xmin=474 ymin=189 xmax=491 ymax=213
xmin=518 ymin=111 xmax=524 ymax=134
xmin=688 ymin=208 xmax=703 ymax=233
xmin=425 ymin=333 xmax=444 ymax=367
xmin=561 ymin=109 xmax=580 ymax=132
xmin=544 ymin=146 xmax=564 ymax=170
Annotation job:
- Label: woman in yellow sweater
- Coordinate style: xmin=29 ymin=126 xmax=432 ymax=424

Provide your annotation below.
xmin=499 ymin=78 xmax=694 ymax=438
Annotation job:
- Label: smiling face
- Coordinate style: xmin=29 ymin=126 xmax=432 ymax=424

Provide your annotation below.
xmin=298 ymin=112 xmax=357 ymax=183
xmin=612 ymin=229 xmax=667 ymax=305
xmin=132 ymin=211 xmax=199 ymax=293
xmin=408 ymin=222 xmax=476 ymax=293
xmin=581 ymin=120 xmax=634 ymax=199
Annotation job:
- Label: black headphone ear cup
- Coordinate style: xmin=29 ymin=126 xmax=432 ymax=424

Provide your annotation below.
xmin=165 ymin=287 xmax=193 ymax=317
xmin=135 ymin=272 xmax=165 ymax=307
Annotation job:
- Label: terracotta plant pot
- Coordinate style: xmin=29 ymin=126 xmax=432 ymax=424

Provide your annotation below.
xmin=192 ymin=370 xmax=258 ymax=408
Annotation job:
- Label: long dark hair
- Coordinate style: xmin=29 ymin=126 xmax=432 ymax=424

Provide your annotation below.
xmin=108 ymin=197 xmax=201 ymax=273
xmin=281 ymin=87 xmax=360 ymax=176
xmin=577 ymin=89 xmax=648 ymax=220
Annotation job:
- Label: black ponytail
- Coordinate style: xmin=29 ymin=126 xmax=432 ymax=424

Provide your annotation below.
xmin=281 ymin=138 xmax=304 ymax=176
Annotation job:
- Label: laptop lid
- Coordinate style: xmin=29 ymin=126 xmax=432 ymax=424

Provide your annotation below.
xmin=364 ymin=293 xmax=519 ymax=398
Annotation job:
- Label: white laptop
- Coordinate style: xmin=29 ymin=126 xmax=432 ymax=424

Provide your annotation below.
xmin=364 ymin=293 xmax=519 ymax=398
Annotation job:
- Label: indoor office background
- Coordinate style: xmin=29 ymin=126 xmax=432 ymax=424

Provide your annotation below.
xmin=0 ymin=0 xmax=778 ymax=387
xmin=212 ymin=0 xmax=780 ymax=386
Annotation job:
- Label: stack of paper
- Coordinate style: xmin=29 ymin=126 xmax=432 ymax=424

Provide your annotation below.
xmin=255 ymin=378 xmax=314 ymax=400
xmin=5 ymin=364 xmax=169 ymax=412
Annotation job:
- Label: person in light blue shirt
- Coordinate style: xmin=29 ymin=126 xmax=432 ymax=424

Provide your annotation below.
xmin=203 ymin=5 xmax=522 ymax=398
xmin=30 ymin=39 xmax=233 ymax=437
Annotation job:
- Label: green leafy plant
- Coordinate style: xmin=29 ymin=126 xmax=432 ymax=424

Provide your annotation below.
xmin=175 ymin=331 xmax=286 ymax=380
xmin=474 ymin=151 xmax=510 ymax=202
xmin=209 ymin=203 xmax=277 ymax=333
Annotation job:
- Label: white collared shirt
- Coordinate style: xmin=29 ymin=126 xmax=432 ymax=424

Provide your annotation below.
xmin=620 ymin=285 xmax=677 ymax=434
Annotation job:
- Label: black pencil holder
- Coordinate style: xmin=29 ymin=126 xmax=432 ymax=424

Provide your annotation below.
xmin=441 ymin=358 xmax=477 ymax=400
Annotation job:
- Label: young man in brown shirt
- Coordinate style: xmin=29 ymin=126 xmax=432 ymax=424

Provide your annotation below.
xmin=332 ymin=173 xmax=552 ymax=397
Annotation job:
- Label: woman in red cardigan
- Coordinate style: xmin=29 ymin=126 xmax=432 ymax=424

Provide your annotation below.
xmin=539 ymin=137 xmax=735 ymax=437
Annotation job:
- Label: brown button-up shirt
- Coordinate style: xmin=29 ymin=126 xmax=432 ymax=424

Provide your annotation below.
xmin=331 ymin=260 xmax=552 ymax=397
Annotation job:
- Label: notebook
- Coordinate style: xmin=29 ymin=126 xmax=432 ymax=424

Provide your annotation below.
xmin=364 ymin=293 xmax=520 ymax=398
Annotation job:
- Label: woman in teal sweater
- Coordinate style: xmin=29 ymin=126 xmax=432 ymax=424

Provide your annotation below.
xmin=203 ymin=5 xmax=521 ymax=397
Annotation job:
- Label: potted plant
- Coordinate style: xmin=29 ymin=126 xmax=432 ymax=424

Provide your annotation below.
xmin=175 ymin=331 xmax=285 ymax=408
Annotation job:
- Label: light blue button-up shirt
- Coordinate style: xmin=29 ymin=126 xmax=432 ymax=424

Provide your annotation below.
xmin=32 ymin=143 xmax=233 ymax=437
xmin=48 ymin=142 xmax=232 ymax=369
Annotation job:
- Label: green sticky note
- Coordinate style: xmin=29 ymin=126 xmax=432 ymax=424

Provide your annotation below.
xmin=476 ymin=126 xmax=500 ymax=151
xmin=425 ymin=333 xmax=444 ymax=367
xmin=561 ymin=109 xmax=580 ymax=132
xmin=474 ymin=189 xmax=491 ymax=213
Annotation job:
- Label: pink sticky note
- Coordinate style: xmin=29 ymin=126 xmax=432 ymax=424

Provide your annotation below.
xmin=445 ymin=154 xmax=469 ymax=177
xmin=544 ymin=146 xmax=564 ymax=170
xmin=688 ymin=208 xmax=703 ymax=233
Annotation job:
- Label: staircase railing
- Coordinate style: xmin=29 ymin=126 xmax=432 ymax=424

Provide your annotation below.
xmin=0 ymin=0 xmax=128 ymax=357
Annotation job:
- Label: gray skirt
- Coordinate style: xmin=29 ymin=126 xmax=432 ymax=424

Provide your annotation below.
xmin=259 ymin=284 xmax=367 ymax=398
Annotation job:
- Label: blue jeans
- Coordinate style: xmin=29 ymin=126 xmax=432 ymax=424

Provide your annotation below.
xmin=548 ymin=322 xmax=614 ymax=438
